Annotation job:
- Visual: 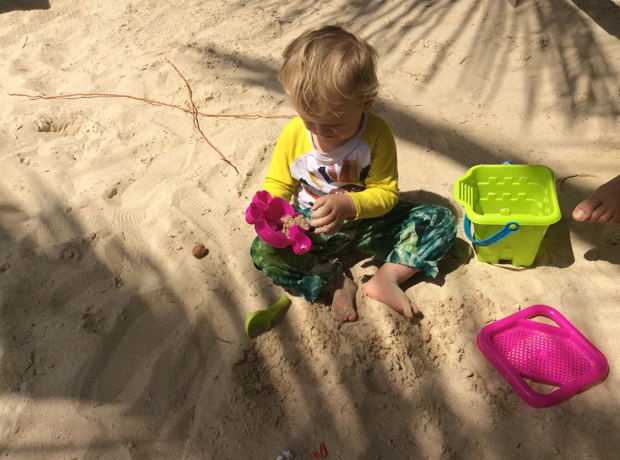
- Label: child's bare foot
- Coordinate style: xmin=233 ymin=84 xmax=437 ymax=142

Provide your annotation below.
xmin=573 ymin=175 xmax=620 ymax=225
xmin=362 ymin=263 xmax=420 ymax=319
xmin=332 ymin=274 xmax=358 ymax=323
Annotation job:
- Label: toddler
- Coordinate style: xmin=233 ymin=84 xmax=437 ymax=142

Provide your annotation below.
xmin=251 ymin=25 xmax=457 ymax=322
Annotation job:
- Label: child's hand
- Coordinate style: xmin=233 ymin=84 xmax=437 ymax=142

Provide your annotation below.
xmin=310 ymin=194 xmax=357 ymax=235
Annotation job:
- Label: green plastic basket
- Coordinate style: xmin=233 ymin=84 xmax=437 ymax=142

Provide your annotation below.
xmin=454 ymin=164 xmax=561 ymax=266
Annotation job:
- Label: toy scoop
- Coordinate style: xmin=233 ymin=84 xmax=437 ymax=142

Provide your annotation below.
xmin=245 ymin=296 xmax=289 ymax=338
xmin=246 ymin=190 xmax=311 ymax=255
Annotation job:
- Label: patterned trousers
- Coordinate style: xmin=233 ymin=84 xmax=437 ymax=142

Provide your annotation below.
xmin=250 ymin=201 xmax=457 ymax=302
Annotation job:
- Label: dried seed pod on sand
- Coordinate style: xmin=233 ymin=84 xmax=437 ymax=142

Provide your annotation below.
xmin=192 ymin=244 xmax=209 ymax=259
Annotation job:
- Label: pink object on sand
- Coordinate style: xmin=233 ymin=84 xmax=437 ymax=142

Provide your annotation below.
xmin=246 ymin=190 xmax=312 ymax=255
xmin=477 ymin=304 xmax=609 ymax=408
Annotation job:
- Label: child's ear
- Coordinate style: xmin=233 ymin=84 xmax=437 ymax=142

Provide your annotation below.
xmin=361 ymin=96 xmax=376 ymax=112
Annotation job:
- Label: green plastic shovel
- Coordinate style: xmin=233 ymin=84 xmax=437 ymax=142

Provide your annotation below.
xmin=245 ymin=296 xmax=289 ymax=339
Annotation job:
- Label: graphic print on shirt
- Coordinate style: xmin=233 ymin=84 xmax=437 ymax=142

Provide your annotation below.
xmin=301 ymin=183 xmax=320 ymax=201
xmin=359 ymin=164 xmax=370 ymax=183
xmin=261 ymin=111 xmax=399 ymax=220
xmin=309 ymin=172 xmax=323 ymax=189
xmin=317 ymin=165 xmax=339 ymax=184
xmin=290 ymin=143 xmax=372 ymax=209
xmin=339 ymin=159 xmax=354 ymax=183
xmin=329 ymin=183 xmax=365 ymax=195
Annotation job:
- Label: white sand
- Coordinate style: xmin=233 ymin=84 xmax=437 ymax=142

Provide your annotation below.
xmin=1 ymin=0 xmax=620 ymax=458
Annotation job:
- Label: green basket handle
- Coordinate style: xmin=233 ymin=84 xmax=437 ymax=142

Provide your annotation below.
xmin=464 ymin=215 xmax=519 ymax=246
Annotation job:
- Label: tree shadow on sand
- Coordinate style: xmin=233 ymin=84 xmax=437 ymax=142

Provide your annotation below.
xmin=247 ymin=0 xmax=619 ymax=124
xmin=572 ymin=0 xmax=620 ymax=40
xmin=222 ymin=1 xmax=616 ymax=254
xmin=2 ymin=1 xmax=619 ymax=458
xmin=0 ymin=166 xmax=282 ymax=457
xmin=215 ymin=1 xmax=620 ymax=458
xmin=0 ymin=0 xmax=50 ymax=14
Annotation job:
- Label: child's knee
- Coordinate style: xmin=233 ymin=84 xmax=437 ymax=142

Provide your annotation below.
xmin=439 ymin=206 xmax=458 ymax=232
xmin=418 ymin=204 xmax=457 ymax=232
xmin=424 ymin=205 xmax=457 ymax=248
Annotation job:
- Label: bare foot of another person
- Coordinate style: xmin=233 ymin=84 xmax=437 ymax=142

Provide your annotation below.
xmin=332 ymin=273 xmax=358 ymax=323
xmin=362 ymin=263 xmax=420 ymax=319
xmin=573 ymin=175 xmax=620 ymax=225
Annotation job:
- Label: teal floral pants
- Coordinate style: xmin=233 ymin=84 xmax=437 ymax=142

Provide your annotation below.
xmin=250 ymin=201 xmax=457 ymax=302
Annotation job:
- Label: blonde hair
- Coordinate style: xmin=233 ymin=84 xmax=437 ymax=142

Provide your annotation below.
xmin=279 ymin=25 xmax=379 ymax=118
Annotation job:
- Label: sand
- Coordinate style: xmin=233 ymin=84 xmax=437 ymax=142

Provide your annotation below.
xmin=1 ymin=0 xmax=620 ymax=459
xmin=281 ymin=215 xmax=310 ymax=238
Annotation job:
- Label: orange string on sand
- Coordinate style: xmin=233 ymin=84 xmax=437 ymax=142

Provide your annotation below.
xmin=8 ymin=91 xmax=293 ymax=120
xmin=8 ymin=61 xmax=295 ymax=173
xmin=166 ymin=60 xmax=235 ymax=170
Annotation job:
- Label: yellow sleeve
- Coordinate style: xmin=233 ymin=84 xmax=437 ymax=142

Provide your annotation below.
xmin=262 ymin=118 xmax=309 ymax=202
xmin=347 ymin=114 xmax=399 ymax=220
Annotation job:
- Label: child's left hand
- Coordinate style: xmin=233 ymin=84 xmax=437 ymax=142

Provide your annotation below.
xmin=310 ymin=194 xmax=357 ymax=235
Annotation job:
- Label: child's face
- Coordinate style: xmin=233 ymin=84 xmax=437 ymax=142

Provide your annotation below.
xmin=301 ymin=98 xmax=374 ymax=151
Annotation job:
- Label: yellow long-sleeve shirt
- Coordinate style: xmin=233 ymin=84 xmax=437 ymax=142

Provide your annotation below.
xmin=262 ymin=112 xmax=399 ymax=220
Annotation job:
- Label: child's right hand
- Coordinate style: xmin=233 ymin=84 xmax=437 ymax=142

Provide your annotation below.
xmin=310 ymin=194 xmax=356 ymax=235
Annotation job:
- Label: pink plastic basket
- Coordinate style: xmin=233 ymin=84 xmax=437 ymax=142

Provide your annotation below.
xmin=477 ymin=305 xmax=608 ymax=408
xmin=245 ymin=191 xmax=312 ymax=255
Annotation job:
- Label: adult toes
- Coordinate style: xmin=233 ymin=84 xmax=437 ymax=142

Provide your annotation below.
xmin=589 ymin=204 xmax=609 ymax=223
xmin=608 ymin=213 xmax=620 ymax=225
xmin=573 ymin=196 xmax=602 ymax=222
xmin=595 ymin=211 xmax=613 ymax=224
